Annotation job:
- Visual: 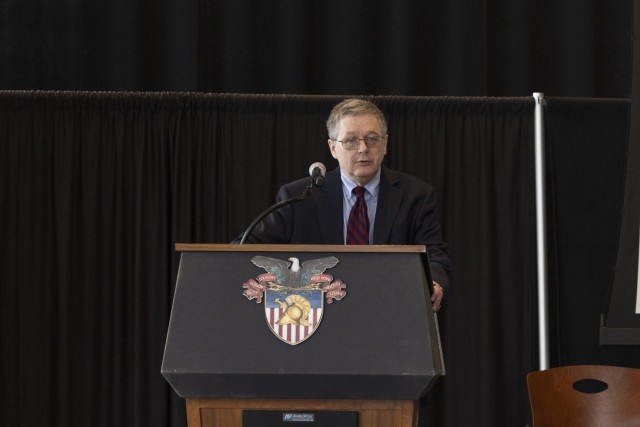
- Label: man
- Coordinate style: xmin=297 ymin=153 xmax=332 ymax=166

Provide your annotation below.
xmin=237 ymin=98 xmax=451 ymax=311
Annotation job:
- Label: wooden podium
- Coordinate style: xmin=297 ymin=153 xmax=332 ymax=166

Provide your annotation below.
xmin=162 ymin=244 xmax=445 ymax=427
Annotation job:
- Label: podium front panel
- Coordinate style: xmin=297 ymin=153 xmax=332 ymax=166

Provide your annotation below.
xmin=162 ymin=246 xmax=444 ymax=400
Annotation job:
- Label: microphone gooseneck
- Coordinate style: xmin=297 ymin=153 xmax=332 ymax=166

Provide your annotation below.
xmin=240 ymin=163 xmax=324 ymax=244
xmin=239 ymin=184 xmax=312 ymax=244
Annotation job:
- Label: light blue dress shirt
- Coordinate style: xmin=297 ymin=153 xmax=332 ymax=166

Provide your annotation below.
xmin=340 ymin=170 xmax=381 ymax=244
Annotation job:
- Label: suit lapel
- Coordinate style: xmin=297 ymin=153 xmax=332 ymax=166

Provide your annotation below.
xmin=373 ymin=167 xmax=402 ymax=244
xmin=314 ymin=168 xmax=344 ymax=243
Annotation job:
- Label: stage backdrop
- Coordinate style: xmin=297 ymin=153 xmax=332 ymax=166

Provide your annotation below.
xmin=600 ymin=0 xmax=640 ymax=344
xmin=1 ymin=91 xmax=639 ymax=427
xmin=0 ymin=0 xmax=634 ymax=98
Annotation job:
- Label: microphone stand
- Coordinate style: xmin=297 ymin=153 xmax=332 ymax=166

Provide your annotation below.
xmin=239 ymin=180 xmax=314 ymax=244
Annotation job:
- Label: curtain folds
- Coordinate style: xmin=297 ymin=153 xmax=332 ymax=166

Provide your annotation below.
xmin=1 ymin=91 xmax=536 ymax=426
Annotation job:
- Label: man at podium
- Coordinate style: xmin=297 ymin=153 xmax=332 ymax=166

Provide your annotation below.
xmin=235 ymin=98 xmax=452 ymax=312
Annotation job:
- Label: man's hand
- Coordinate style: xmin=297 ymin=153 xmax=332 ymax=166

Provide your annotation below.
xmin=431 ymin=281 xmax=444 ymax=312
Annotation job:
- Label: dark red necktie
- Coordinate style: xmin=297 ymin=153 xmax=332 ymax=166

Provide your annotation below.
xmin=347 ymin=186 xmax=370 ymax=245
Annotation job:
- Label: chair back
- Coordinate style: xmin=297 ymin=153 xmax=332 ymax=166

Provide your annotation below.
xmin=527 ymin=365 xmax=640 ymax=427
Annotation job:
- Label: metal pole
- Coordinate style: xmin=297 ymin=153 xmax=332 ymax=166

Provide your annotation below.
xmin=533 ymin=92 xmax=549 ymax=370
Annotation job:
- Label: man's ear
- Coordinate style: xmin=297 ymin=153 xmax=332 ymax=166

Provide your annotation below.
xmin=328 ymin=139 xmax=338 ymax=159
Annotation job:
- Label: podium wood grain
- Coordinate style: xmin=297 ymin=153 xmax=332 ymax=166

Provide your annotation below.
xmin=187 ymin=398 xmax=419 ymax=427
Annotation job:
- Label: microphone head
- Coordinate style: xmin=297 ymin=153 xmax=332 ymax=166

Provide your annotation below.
xmin=309 ymin=162 xmax=326 ymax=187
xmin=308 ymin=162 xmax=326 ymax=177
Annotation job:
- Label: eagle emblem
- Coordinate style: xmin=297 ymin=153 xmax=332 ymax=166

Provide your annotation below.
xmin=242 ymin=255 xmax=347 ymax=345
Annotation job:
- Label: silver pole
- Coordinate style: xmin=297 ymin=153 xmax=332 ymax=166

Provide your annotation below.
xmin=533 ymin=92 xmax=549 ymax=370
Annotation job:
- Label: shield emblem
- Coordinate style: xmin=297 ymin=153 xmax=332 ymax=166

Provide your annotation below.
xmin=265 ymin=288 xmax=324 ymax=345
xmin=242 ymin=255 xmax=348 ymax=345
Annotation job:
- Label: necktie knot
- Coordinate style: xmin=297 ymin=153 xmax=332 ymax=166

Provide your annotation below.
xmin=353 ymin=186 xmax=366 ymax=199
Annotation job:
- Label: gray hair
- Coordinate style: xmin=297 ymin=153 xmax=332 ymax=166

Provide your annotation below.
xmin=326 ymin=98 xmax=388 ymax=140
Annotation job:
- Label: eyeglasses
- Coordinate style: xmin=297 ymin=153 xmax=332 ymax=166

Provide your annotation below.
xmin=333 ymin=135 xmax=385 ymax=150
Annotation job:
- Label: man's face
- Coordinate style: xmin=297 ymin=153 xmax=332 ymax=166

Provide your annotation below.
xmin=328 ymin=114 xmax=388 ymax=186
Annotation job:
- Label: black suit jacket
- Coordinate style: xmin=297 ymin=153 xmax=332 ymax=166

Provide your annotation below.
xmin=239 ymin=166 xmax=452 ymax=288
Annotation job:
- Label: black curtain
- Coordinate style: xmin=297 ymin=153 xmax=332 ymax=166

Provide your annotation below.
xmin=545 ymin=98 xmax=640 ymax=364
xmin=1 ymin=91 xmax=537 ymax=426
xmin=0 ymin=92 xmax=183 ymax=426
xmin=0 ymin=1 xmax=634 ymax=98
xmin=601 ymin=0 xmax=640 ymax=344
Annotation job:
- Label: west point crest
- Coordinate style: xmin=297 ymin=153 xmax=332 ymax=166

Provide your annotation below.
xmin=242 ymin=255 xmax=347 ymax=345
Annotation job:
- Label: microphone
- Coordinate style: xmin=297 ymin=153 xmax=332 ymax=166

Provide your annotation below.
xmin=309 ymin=162 xmax=326 ymax=187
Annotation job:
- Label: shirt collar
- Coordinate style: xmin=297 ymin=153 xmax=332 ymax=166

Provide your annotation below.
xmin=340 ymin=169 xmax=382 ymax=197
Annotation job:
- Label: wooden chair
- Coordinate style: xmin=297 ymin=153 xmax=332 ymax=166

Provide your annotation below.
xmin=527 ymin=365 xmax=640 ymax=427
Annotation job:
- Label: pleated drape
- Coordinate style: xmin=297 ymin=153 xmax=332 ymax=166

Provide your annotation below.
xmin=1 ymin=91 xmax=536 ymax=426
